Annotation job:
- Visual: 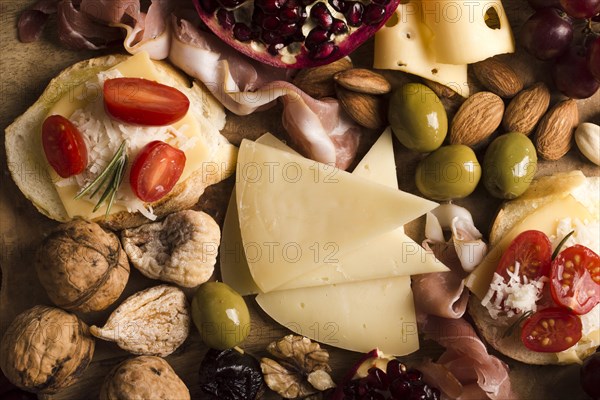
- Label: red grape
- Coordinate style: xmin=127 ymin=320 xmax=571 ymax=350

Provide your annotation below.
xmin=559 ymin=0 xmax=600 ymax=18
xmin=587 ymin=36 xmax=600 ymax=82
xmin=521 ymin=8 xmax=573 ymax=60
xmin=553 ymin=46 xmax=600 ymax=98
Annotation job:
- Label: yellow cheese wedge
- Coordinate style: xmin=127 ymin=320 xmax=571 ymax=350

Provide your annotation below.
xmin=422 ymin=0 xmax=515 ymax=65
xmin=256 ymin=277 xmax=419 ymax=355
xmin=374 ymin=3 xmax=469 ymax=97
xmin=47 ymin=52 xmax=227 ymax=219
xmin=466 ymin=195 xmax=594 ymax=299
xmin=235 ymin=138 xmax=438 ymax=293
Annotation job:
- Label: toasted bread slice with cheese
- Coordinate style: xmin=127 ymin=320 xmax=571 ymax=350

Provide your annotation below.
xmin=5 ymin=54 xmax=236 ymax=230
xmin=469 ymin=171 xmax=600 ymax=365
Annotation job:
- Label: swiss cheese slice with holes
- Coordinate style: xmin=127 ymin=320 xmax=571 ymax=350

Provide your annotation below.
xmin=235 ymin=136 xmax=438 ymax=293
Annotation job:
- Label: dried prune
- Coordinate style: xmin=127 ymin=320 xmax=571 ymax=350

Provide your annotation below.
xmin=199 ymin=348 xmax=264 ymax=400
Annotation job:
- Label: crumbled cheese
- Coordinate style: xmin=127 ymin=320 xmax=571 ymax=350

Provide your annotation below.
xmin=481 ymin=262 xmax=546 ymax=319
xmin=551 ymin=218 xmax=600 ymax=255
xmin=55 ymin=70 xmax=194 ymax=219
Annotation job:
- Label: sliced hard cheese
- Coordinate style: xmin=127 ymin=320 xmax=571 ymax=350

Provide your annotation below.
xmin=220 ymin=133 xmax=299 ymax=296
xmin=274 ymin=130 xmax=448 ymax=291
xmin=236 ymin=139 xmax=438 ymax=293
xmin=374 ymin=3 xmax=469 ymax=97
xmin=466 ymin=195 xmax=594 ymax=299
xmin=47 ymin=52 xmax=231 ymax=219
xmin=422 ymin=0 xmax=515 ymax=65
xmin=256 ymin=277 xmax=419 ymax=355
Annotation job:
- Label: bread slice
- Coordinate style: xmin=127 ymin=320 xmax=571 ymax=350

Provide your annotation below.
xmin=469 ymin=172 xmax=600 ymax=365
xmin=5 ymin=54 xmax=236 ymax=230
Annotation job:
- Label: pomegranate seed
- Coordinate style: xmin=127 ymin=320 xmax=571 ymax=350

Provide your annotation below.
xmin=329 ymin=0 xmax=347 ymax=12
xmin=330 ymin=18 xmax=348 ymax=34
xmin=386 ymin=359 xmax=406 ymax=382
xmin=281 ymin=5 xmax=302 ymax=21
xmin=310 ymin=2 xmax=333 ymax=28
xmin=261 ymin=15 xmax=281 ymax=30
xmin=280 ymin=22 xmax=299 ymax=36
xmin=218 ymin=0 xmax=245 ymax=7
xmin=256 ymin=0 xmax=285 ymax=13
xmin=302 ymin=0 xmax=317 ymax=6
xmin=406 ymin=369 xmax=423 ymax=382
xmin=390 ymin=380 xmax=411 ymax=398
xmin=344 ymin=2 xmax=364 ymax=26
xmin=366 ymin=367 xmax=390 ymax=390
xmin=262 ymin=30 xmax=284 ymax=44
xmin=233 ymin=23 xmax=253 ymax=41
xmin=200 ymin=0 xmax=219 ymax=13
xmin=268 ymin=42 xmax=285 ymax=55
xmin=216 ymin=8 xmax=236 ymax=29
xmin=305 ymin=28 xmax=332 ymax=50
xmin=363 ymin=3 xmax=386 ymax=25
xmin=310 ymin=41 xmax=337 ymax=59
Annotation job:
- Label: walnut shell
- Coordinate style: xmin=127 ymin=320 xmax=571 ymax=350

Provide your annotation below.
xmin=99 ymin=356 xmax=190 ymax=400
xmin=0 ymin=305 xmax=95 ymax=394
xmin=121 ymin=210 xmax=220 ymax=288
xmin=36 ymin=219 xmax=130 ymax=312
xmin=90 ymin=285 xmax=191 ymax=357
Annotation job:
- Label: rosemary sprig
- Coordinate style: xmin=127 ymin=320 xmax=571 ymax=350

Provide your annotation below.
xmin=552 ymin=230 xmax=575 ymax=260
xmin=502 ymin=310 xmax=534 ymax=338
xmin=75 ymin=141 xmax=128 ymax=217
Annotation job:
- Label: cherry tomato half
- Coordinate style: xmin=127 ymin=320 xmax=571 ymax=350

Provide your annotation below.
xmin=550 ymin=245 xmax=600 ymax=315
xmin=130 ymin=141 xmax=186 ymax=203
xmin=41 ymin=115 xmax=88 ymax=178
xmin=103 ymin=78 xmax=190 ymax=126
xmin=495 ymin=230 xmax=553 ymax=281
xmin=521 ymin=307 xmax=582 ymax=352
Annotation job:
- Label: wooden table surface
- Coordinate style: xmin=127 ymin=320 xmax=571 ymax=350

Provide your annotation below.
xmin=1 ymin=1 xmax=599 ymax=399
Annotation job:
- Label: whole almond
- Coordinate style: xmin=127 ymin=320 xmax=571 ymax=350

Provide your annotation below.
xmin=334 ymin=68 xmax=391 ymax=95
xmin=292 ymin=58 xmax=352 ymax=98
xmin=336 ymin=86 xmax=385 ymax=129
xmin=472 ymin=58 xmax=523 ymax=98
xmin=535 ymin=99 xmax=579 ymax=161
xmin=502 ymin=82 xmax=551 ymax=135
xmin=450 ymin=91 xmax=504 ymax=146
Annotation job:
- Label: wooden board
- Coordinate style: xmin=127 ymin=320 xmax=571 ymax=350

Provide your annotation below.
xmin=1 ymin=1 xmax=599 ymax=399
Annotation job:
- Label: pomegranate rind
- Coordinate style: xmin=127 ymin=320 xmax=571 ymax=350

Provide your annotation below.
xmin=193 ymin=0 xmax=401 ymax=68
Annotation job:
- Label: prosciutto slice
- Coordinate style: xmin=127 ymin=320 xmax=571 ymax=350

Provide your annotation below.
xmin=169 ymin=18 xmax=361 ymax=168
xmin=418 ymin=316 xmax=515 ymax=400
xmin=17 ymin=0 xmax=57 ymax=43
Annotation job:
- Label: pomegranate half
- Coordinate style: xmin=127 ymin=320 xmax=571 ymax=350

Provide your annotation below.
xmin=193 ymin=0 xmax=401 ymax=68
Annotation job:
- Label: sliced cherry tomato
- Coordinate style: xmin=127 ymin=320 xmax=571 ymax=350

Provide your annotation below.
xmin=41 ymin=115 xmax=88 ymax=178
xmin=103 ymin=78 xmax=190 ymax=126
xmin=130 ymin=141 xmax=186 ymax=203
xmin=550 ymin=244 xmax=600 ymax=315
xmin=495 ymin=230 xmax=553 ymax=281
xmin=521 ymin=307 xmax=582 ymax=352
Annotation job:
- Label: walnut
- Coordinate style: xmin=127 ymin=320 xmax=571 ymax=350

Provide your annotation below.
xmin=260 ymin=335 xmax=334 ymax=399
xmin=99 ymin=356 xmax=190 ymax=400
xmin=0 ymin=305 xmax=95 ymax=394
xmin=121 ymin=210 xmax=220 ymax=288
xmin=36 ymin=219 xmax=130 ymax=312
xmin=90 ymin=285 xmax=190 ymax=357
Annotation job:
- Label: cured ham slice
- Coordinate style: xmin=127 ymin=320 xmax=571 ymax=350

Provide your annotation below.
xmin=418 ymin=316 xmax=514 ymax=400
xmin=17 ymin=0 xmax=57 ymax=43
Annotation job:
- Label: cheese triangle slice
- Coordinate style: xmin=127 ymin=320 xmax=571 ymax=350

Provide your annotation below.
xmin=236 ymin=138 xmax=438 ymax=292
xmin=273 ymin=130 xmax=448 ymax=291
xmin=256 ymin=276 xmax=419 ymax=355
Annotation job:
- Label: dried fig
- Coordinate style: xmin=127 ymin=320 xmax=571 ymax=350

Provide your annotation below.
xmin=36 ymin=219 xmax=130 ymax=312
xmin=0 ymin=305 xmax=94 ymax=395
xmin=90 ymin=285 xmax=190 ymax=357
xmin=121 ymin=210 xmax=220 ymax=288
xmin=99 ymin=356 xmax=190 ymax=400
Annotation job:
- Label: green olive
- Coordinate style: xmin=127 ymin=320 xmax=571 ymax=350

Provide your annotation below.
xmin=388 ymin=83 xmax=448 ymax=153
xmin=416 ymin=145 xmax=482 ymax=200
xmin=483 ymin=132 xmax=537 ymax=199
xmin=191 ymin=282 xmax=250 ymax=350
